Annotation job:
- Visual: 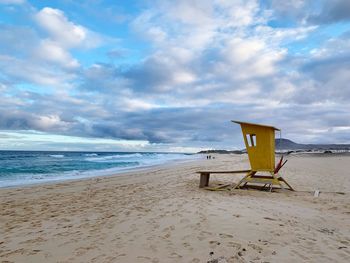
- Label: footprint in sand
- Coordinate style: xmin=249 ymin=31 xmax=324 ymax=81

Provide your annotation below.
xmin=149 ymin=244 xmax=158 ymax=252
xmin=180 ymin=218 xmax=190 ymax=223
xmin=163 ymin=232 xmax=171 ymax=238
xmin=182 ymin=242 xmax=193 ymax=250
xmin=291 ymin=249 xmax=310 ymax=260
xmin=169 ymin=252 xmax=183 ymax=259
xmin=137 ymin=256 xmax=152 ymax=260
xmin=219 ymin=233 xmax=233 ymax=239
xmin=228 ymin=241 xmax=242 ymax=249
xmin=209 ymin=240 xmax=221 ymax=248
xmin=248 ymin=243 xmax=263 ymax=253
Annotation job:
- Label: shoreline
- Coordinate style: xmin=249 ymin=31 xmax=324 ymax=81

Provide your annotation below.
xmin=2 ymin=151 xmax=348 ymax=190
xmin=0 ymin=154 xmax=202 ymax=189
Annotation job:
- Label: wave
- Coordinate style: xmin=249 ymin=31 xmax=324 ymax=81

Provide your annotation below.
xmin=49 ymin=154 xmax=65 ymax=158
xmin=84 ymin=153 xmax=98 ymax=157
xmin=0 ymin=152 xmax=197 ymax=188
xmin=86 ymin=153 xmax=144 ymax=162
xmin=0 ymin=163 xmax=140 ymax=188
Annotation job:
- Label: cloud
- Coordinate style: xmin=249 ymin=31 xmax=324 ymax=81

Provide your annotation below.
xmin=267 ymin=0 xmax=350 ymax=26
xmin=0 ymin=24 xmax=76 ymax=86
xmin=34 ymin=39 xmax=80 ymax=69
xmin=0 ymin=7 xmax=105 ymax=88
xmin=0 ymin=109 xmax=72 ymax=132
xmin=71 ymin=1 xmax=350 ymax=146
xmin=266 ymin=0 xmax=308 ymax=23
xmin=35 ymin=7 xmax=88 ymax=48
xmin=107 ymin=48 xmax=128 ymax=59
xmin=295 ymin=31 xmax=350 ymax=102
xmin=308 ymin=0 xmax=350 ymax=24
xmin=1 ymin=0 xmax=350 ymax=150
xmin=0 ymin=54 xmax=75 ymax=86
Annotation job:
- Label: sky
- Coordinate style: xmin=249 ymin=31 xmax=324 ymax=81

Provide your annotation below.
xmin=0 ymin=0 xmax=350 ymax=152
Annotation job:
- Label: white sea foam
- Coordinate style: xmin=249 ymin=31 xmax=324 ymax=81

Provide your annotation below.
xmin=49 ymin=154 xmax=65 ymax=158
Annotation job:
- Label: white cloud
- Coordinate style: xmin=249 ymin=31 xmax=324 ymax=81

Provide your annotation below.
xmin=35 ymin=7 xmax=87 ymax=48
xmin=172 ymin=71 xmax=196 ymax=84
xmin=255 ymin=25 xmax=317 ymax=44
xmin=0 ymin=7 xmax=106 ymax=89
xmin=0 ymin=54 xmax=75 ymax=86
xmin=209 ymin=37 xmax=286 ymax=80
xmin=33 ymin=114 xmax=70 ymax=131
xmin=121 ymin=98 xmax=159 ymax=111
xmin=310 ymin=35 xmax=350 ymax=59
xmin=225 ymin=38 xmax=266 ymax=63
xmin=129 ymin=0 xmax=311 ymax=92
xmin=34 ymin=39 xmax=80 ymax=69
xmin=35 ymin=7 xmax=104 ymax=50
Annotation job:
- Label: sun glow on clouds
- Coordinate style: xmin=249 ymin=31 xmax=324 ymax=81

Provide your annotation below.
xmin=1 ymin=0 xmax=350 ymax=151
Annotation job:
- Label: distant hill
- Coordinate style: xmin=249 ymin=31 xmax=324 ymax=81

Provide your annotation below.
xmin=275 ymin=138 xmax=350 ymax=151
xmin=197 ymin=138 xmax=350 ymax=154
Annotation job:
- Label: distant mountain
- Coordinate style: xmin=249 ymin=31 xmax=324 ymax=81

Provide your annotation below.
xmin=197 ymin=138 xmax=350 ymax=154
xmin=275 ymin=138 xmax=350 ymax=151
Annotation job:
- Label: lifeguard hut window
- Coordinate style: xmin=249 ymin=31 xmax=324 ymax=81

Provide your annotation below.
xmin=246 ymin=134 xmax=256 ymax=147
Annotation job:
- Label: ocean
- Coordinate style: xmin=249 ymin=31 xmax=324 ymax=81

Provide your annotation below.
xmin=0 ymin=151 xmax=197 ymax=188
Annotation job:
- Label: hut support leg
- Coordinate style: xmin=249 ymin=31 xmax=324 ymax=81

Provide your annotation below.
xmin=278 ymin=177 xmax=294 ymax=191
xmin=199 ymin=173 xmax=210 ymax=188
xmin=234 ymin=171 xmax=256 ymax=189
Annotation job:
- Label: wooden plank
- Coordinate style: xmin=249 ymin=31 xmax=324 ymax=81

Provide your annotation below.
xmin=196 ymin=170 xmax=251 ymax=174
xmin=250 ymin=175 xmax=274 ymax=179
xmin=204 ymin=187 xmax=228 ymax=191
xmin=245 ymin=179 xmax=277 ymax=184
xmin=216 ymin=183 xmax=232 ymax=189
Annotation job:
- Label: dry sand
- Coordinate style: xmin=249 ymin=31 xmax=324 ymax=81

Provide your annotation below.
xmin=1 ymin=153 xmax=350 ymax=262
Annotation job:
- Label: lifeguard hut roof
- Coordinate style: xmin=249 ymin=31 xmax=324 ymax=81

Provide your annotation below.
xmin=231 ymin=120 xmax=280 ymax=131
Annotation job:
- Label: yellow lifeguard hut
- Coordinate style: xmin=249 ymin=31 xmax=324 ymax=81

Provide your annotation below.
xmin=232 ymin=121 xmax=293 ymax=191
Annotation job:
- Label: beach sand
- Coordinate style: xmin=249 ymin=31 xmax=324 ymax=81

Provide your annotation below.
xmin=1 ymin=154 xmax=350 ymax=262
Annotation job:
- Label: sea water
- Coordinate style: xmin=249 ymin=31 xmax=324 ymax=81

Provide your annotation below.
xmin=0 ymin=151 xmax=197 ymax=188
